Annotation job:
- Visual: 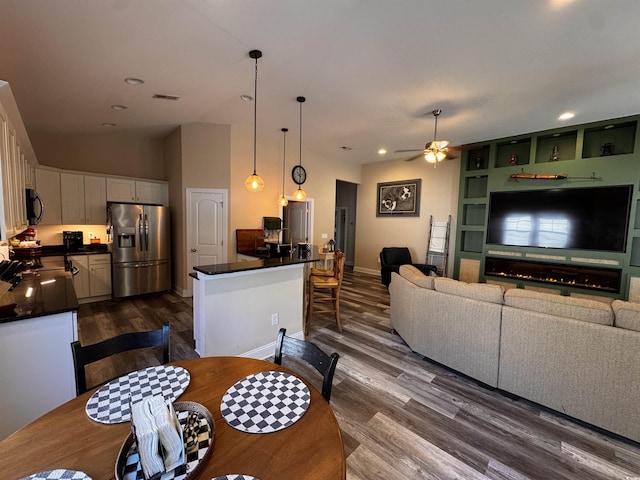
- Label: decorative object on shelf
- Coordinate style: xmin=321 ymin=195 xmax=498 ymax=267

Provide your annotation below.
xmin=292 ymin=96 xmax=307 ymax=201
xmin=509 ymin=170 xmax=601 ymax=181
xmin=376 ymin=179 xmax=421 ymax=216
xmin=508 ymin=153 xmax=518 ymax=165
xmin=550 ymin=144 xmax=560 ymax=161
xmin=278 ymin=128 xmax=289 ymax=207
xmin=245 ymin=50 xmax=265 ymax=192
xmin=601 ymin=142 xmax=615 ymax=156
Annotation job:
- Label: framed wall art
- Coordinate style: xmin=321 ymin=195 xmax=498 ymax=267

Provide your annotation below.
xmin=376 ymin=179 xmax=421 ymax=217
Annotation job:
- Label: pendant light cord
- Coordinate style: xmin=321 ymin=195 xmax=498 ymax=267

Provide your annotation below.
xmin=281 ymin=128 xmax=288 ymax=193
xmin=253 ymin=56 xmax=258 ymax=175
xmin=297 ymin=96 xmax=305 ymax=167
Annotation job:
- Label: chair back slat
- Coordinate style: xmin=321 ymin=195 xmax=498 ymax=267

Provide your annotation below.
xmin=274 ymin=328 xmax=339 ymax=402
xmin=71 ymin=323 xmax=170 ymax=396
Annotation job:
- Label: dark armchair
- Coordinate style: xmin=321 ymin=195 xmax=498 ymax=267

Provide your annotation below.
xmin=379 ymin=247 xmax=437 ymax=287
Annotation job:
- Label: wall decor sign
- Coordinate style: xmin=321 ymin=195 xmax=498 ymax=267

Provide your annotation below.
xmin=376 ymin=179 xmax=421 ymax=217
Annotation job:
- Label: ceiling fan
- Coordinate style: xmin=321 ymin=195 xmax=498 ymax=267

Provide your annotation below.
xmin=395 ymin=109 xmax=461 ymax=165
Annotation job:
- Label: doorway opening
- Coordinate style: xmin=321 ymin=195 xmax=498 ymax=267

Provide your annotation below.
xmin=281 ymin=198 xmax=314 ymax=247
xmin=335 ymin=180 xmax=358 ymax=268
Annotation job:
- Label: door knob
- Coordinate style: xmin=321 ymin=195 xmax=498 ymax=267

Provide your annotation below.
xmin=191 ymin=248 xmax=197 ymax=252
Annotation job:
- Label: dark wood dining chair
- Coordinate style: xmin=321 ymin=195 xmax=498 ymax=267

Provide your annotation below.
xmin=71 ymin=323 xmax=170 ymax=396
xmin=274 ymin=328 xmax=339 ymax=403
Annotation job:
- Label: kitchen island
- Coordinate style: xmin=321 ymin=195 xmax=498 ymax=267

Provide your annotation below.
xmin=192 ymin=250 xmax=319 ymax=358
xmin=0 ymin=269 xmax=79 ymax=440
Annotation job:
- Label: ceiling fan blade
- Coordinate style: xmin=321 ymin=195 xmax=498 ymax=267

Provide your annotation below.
xmin=403 ymin=153 xmax=425 ymax=162
xmin=394 ymin=148 xmax=425 ymax=153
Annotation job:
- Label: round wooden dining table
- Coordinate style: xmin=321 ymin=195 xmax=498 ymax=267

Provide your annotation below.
xmin=0 ymin=356 xmax=346 ymax=480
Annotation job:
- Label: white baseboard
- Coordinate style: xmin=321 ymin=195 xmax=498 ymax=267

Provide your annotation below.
xmin=239 ymin=330 xmax=305 ymax=360
xmin=353 ymin=266 xmax=380 ymax=277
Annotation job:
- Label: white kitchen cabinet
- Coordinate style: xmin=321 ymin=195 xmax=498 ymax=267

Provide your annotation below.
xmin=0 ymin=311 xmax=77 ymax=440
xmin=0 ymin=111 xmax=29 ymax=237
xmin=84 ymin=175 xmax=107 ymax=224
xmin=106 ymin=177 xmax=136 ymax=203
xmin=106 ymin=177 xmax=168 ymax=206
xmin=35 ymin=168 xmax=62 ymax=225
xmin=60 ymin=172 xmax=85 ymax=224
xmin=89 ymin=254 xmax=112 ymax=297
xmin=70 ymin=253 xmax=111 ymax=300
xmin=61 ymin=173 xmax=106 ymax=225
xmin=69 ymin=254 xmax=89 ymax=299
xmin=135 ymin=180 xmax=168 ymax=206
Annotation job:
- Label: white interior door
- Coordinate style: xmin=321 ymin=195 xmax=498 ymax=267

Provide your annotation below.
xmin=187 ymin=188 xmax=227 ymax=296
xmin=283 ymin=200 xmax=314 ymax=245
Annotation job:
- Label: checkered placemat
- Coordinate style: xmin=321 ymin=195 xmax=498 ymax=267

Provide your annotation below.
xmin=86 ymin=366 xmax=190 ymax=424
xmin=212 ymin=476 xmax=259 ymax=480
xmin=119 ymin=407 xmax=212 ymax=480
xmin=220 ymin=370 xmax=310 ymax=434
xmin=19 ymin=470 xmax=91 ymax=480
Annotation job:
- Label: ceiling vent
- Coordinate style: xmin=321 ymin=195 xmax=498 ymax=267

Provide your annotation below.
xmin=153 ymin=94 xmax=180 ymax=101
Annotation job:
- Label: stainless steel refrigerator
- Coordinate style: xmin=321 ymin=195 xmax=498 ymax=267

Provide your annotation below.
xmin=110 ymin=203 xmax=171 ymax=298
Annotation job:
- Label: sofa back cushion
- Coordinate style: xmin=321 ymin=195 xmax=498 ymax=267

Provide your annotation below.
xmin=398 ymin=264 xmax=435 ymax=289
xmin=434 ymin=277 xmax=504 ymax=304
xmin=612 ymin=300 xmax=640 ymax=332
xmin=504 ymin=288 xmax=613 ymax=325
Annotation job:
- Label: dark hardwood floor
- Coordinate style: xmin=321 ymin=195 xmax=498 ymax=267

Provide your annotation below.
xmin=78 ymin=270 xmax=640 ymax=480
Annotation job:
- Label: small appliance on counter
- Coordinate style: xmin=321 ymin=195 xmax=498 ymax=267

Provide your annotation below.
xmin=63 ymin=231 xmax=83 ymax=252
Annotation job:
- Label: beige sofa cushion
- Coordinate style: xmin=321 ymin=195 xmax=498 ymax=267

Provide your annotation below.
xmin=504 ymin=288 xmax=613 ymax=325
xmin=398 ymin=264 xmax=435 ymax=289
xmin=612 ymin=300 xmax=640 ymax=332
xmin=434 ymin=277 xmax=504 ymax=304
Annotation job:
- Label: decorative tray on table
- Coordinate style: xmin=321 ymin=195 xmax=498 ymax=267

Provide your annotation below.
xmin=115 ymin=401 xmax=215 ymax=480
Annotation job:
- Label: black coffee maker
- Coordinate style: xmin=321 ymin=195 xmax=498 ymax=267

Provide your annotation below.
xmin=63 ymin=231 xmax=83 ymax=252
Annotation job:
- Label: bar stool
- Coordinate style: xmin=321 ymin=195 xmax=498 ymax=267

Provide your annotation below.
xmin=306 ymin=250 xmax=345 ymax=334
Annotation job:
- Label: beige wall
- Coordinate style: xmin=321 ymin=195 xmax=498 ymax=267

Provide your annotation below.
xmin=30 ymin=131 xmax=165 ymax=180
xmin=229 ymin=125 xmax=361 ymax=253
xmin=165 ymin=123 xmax=231 ymax=294
xmin=355 ymin=157 xmax=460 ymax=275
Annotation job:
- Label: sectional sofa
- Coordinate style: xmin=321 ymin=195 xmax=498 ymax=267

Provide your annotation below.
xmin=389 ymin=265 xmax=640 ymax=444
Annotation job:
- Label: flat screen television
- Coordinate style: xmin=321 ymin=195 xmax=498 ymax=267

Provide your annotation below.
xmin=486 ymin=185 xmax=633 ymax=252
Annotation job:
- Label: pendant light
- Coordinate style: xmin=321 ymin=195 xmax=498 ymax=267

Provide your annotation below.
xmin=292 ymin=96 xmax=307 ymax=201
xmin=245 ymin=49 xmax=265 ymax=192
xmin=278 ymin=128 xmax=289 ymax=207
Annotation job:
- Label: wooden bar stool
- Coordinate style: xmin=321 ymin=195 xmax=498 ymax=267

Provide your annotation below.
xmin=306 ymin=250 xmax=345 ymax=334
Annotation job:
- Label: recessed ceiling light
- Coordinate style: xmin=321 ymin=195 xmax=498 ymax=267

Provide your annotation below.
xmin=102 ymin=122 xmax=117 ymax=127
xmin=110 ymin=104 xmax=127 ymax=110
xmin=378 ymin=148 xmax=387 ymax=155
xmin=558 ymin=112 xmax=575 ymax=120
xmin=124 ymin=77 xmax=144 ymax=85
xmin=240 ymin=94 xmax=253 ymax=101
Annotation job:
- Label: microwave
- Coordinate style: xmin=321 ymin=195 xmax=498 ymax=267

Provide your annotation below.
xmin=25 ymin=188 xmax=43 ymax=225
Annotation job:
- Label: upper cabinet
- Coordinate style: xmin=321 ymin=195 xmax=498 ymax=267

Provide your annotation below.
xmin=60 ymin=173 xmax=107 ymax=224
xmin=35 ymin=168 xmax=62 ymax=225
xmin=106 ymin=177 xmax=168 ymax=206
xmin=0 ymin=82 xmax=37 ymax=239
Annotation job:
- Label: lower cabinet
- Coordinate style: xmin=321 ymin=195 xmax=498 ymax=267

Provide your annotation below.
xmin=69 ymin=253 xmax=112 ymax=301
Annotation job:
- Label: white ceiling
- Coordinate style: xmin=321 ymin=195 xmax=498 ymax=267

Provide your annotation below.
xmin=1 ymin=0 xmax=640 ymax=165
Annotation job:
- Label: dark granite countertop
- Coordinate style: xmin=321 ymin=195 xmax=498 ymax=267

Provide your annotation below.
xmin=194 ymin=247 xmax=320 ymax=276
xmin=0 ymin=270 xmax=78 ymax=324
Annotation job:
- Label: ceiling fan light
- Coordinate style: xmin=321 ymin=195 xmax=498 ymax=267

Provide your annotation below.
xmin=432 ymin=140 xmax=449 ymax=150
xmin=293 ymin=188 xmax=307 ymax=201
xmin=424 ymin=151 xmax=437 ymax=163
xmin=245 ymin=173 xmax=265 ymax=192
xmin=436 ymin=150 xmax=447 ymax=162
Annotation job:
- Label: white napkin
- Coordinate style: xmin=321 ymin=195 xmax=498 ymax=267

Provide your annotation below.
xmin=149 ymin=396 xmax=184 ymax=471
xmin=131 ymin=400 xmax=164 ymax=479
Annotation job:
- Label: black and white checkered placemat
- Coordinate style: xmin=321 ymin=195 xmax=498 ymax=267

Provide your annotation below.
xmin=19 ymin=470 xmax=91 ymax=480
xmin=120 ymin=408 xmax=212 ymax=480
xmin=220 ymin=370 xmax=310 ymax=434
xmin=86 ymin=366 xmax=190 ymax=424
xmin=212 ymin=476 xmax=259 ymax=480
